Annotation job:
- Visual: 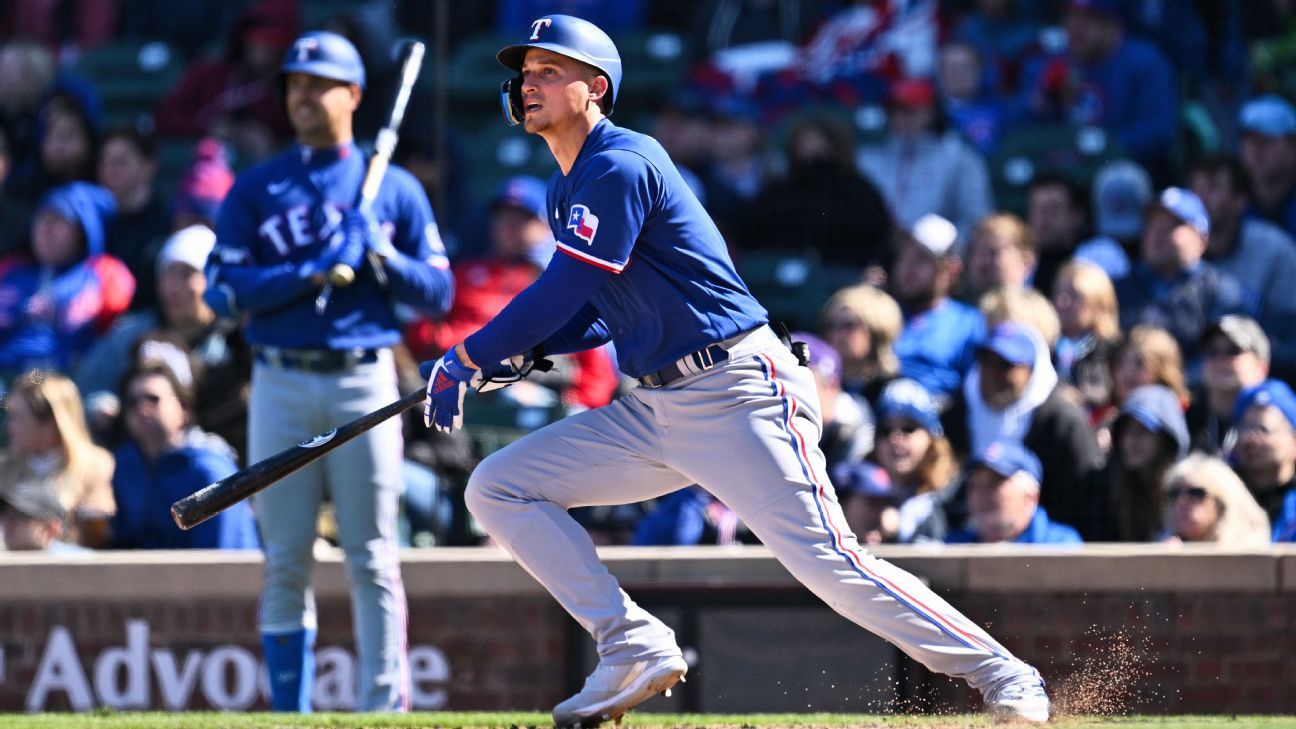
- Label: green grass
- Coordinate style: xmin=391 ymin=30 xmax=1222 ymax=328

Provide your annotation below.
xmin=0 ymin=714 xmax=1292 ymax=729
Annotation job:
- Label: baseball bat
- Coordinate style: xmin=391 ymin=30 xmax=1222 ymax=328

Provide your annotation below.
xmin=316 ymin=40 xmax=427 ymax=314
xmin=171 ymin=389 xmax=425 ymax=531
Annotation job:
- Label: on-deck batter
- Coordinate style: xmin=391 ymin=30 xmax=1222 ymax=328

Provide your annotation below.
xmin=206 ymin=31 xmax=453 ymax=712
xmin=421 ymin=14 xmax=1050 ymax=726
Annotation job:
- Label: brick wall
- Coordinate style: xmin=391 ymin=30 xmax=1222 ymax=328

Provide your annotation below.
xmin=0 ymin=546 xmax=1293 ymax=714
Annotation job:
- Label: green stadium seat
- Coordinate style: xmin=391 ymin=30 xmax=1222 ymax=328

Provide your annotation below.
xmin=609 ymin=28 xmax=690 ymax=109
xmin=737 ymin=249 xmax=837 ymax=331
xmin=444 ymin=32 xmax=514 ymax=103
xmin=987 ymin=123 xmax=1122 ymax=216
xmin=73 ymin=40 xmax=183 ymax=130
xmin=461 ymin=122 xmax=557 ymax=207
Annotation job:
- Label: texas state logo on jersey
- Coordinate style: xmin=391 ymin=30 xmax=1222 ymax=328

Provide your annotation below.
xmin=566 ymin=204 xmax=599 ymax=245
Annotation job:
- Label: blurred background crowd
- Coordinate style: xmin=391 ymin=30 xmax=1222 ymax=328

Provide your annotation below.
xmin=2 ymin=0 xmax=1296 ymax=554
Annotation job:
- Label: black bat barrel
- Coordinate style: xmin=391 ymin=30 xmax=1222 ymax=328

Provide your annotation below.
xmin=171 ymin=389 xmax=425 ymax=530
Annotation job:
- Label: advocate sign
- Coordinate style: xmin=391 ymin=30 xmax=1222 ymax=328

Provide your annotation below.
xmin=16 ymin=620 xmax=450 ymax=711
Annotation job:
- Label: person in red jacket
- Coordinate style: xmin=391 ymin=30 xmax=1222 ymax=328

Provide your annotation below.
xmin=405 ymin=175 xmax=618 ymax=410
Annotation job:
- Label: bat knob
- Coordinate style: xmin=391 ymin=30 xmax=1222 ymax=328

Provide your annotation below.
xmin=327 ymin=263 xmax=356 ymax=286
xmin=171 ymin=503 xmax=191 ymax=531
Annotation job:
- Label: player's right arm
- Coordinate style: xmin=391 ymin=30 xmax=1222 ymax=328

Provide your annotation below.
xmin=203 ymin=178 xmax=322 ymax=318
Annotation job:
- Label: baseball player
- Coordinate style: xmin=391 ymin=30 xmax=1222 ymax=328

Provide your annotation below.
xmin=205 ymin=31 xmax=453 ymax=712
xmin=421 ymin=15 xmax=1049 ymax=726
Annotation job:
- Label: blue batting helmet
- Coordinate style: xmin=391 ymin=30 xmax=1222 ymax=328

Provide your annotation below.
xmin=497 ymin=14 xmax=621 ymax=125
xmin=280 ymin=31 xmax=365 ymax=90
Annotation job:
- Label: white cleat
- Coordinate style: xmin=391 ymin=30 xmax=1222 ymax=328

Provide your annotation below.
xmin=985 ymin=679 xmax=1051 ymax=724
xmin=552 ymin=654 xmax=688 ymax=728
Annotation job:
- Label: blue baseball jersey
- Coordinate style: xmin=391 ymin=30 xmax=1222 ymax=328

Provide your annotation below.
xmin=465 ymin=119 xmax=766 ymax=377
xmin=209 ymin=143 xmax=452 ymax=349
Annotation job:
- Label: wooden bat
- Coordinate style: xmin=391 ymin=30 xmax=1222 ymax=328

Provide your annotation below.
xmin=171 ymin=389 xmax=425 ymax=530
xmin=315 ymin=39 xmax=427 ymax=314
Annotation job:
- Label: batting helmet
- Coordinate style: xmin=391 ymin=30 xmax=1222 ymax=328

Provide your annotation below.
xmin=497 ymin=15 xmax=622 ymax=125
xmin=280 ymin=30 xmax=366 ymax=90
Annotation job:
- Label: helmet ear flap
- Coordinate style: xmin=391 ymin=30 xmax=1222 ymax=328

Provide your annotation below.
xmin=500 ymin=76 xmax=525 ymax=126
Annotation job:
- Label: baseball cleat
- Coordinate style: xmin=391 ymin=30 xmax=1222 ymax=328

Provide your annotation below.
xmin=985 ymin=679 xmax=1050 ymax=724
xmin=552 ymin=654 xmax=688 ymax=728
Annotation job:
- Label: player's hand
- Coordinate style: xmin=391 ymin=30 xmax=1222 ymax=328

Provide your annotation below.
xmin=330 ymin=212 xmax=371 ymax=276
xmin=420 ymin=350 xmax=478 ymax=432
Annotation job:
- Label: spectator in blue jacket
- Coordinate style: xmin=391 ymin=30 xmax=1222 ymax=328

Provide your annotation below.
xmin=110 ymin=361 xmax=256 ymax=549
xmin=946 ymin=439 xmax=1082 ymax=545
xmin=0 ymin=182 xmax=135 ymax=377
xmin=1016 ymin=0 xmax=1178 ymax=180
xmin=890 ymin=213 xmax=985 ymax=405
xmin=1115 ymin=187 xmax=1254 ymax=371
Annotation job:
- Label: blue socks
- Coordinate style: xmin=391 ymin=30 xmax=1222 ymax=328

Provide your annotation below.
xmin=262 ymin=627 xmax=316 ymax=712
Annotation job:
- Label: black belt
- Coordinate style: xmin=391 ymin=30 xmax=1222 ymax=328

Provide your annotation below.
xmin=637 ymin=343 xmax=730 ymax=388
xmin=254 ymin=346 xmax=381 ymax=373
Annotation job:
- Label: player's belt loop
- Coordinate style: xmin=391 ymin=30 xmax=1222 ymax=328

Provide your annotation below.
xmin=638 ymin=342 xmax=731 ymax=389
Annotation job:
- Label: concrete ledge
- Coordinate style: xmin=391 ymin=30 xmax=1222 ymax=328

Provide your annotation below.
xmin=3 ymin=544 xmax=1296 ymax=601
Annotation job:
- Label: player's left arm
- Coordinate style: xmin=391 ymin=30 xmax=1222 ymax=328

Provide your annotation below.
xmin=462 ymin=151 xmax=651 ymax=367
xmin=368 ymin=173 xmax=455 ymax=317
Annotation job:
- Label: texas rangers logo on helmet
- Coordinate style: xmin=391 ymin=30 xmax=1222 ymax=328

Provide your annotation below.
xmin=566 ymin=204 xmax=599 ymax=244
xmin=530 ymin=18 xmax=552 ymax=40
xmin=292 ymin=37 xmax=320 ymax=62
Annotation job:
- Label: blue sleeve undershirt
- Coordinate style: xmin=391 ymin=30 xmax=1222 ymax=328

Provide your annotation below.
xmin=463 ymin=252 xmax=612 ymax=366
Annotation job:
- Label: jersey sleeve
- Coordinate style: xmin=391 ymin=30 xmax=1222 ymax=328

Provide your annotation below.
xmin=553 ymin=150 xmax=657 ymax=274
xmin=205 ymin=178 xmax=315 ymax=317
xmin=370 ymin=171 xmax=454 ymax=317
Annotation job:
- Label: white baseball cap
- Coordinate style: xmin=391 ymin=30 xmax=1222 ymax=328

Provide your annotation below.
xmin=156 ymin=224 xmax=217 ymax=276
xmin=908 ymin=213 xmax=958 ymax=257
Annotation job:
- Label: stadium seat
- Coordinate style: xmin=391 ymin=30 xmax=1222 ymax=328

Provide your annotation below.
xmin=737 ymin=249 xmax=836 ymax=331
xmin=609 ymin=28 xmax=690 ymax=111
xmin=444 ymin=32 xmax=515 ymax=103
xmin=73 ymin=40 xmax=183 ymax=130
xmin=987 ymin=123 xmax=1122 ymax=216
xmin=460 ymin=121 xmax=557 ymax=206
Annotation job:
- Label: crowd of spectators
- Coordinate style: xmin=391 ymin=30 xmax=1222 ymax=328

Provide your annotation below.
xmin=3 ymin=0 xmax=1296 ymax=553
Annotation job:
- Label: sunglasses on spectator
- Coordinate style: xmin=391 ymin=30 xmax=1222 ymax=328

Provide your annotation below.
xmin=878 ymin=423 xmax=921 ymax=436
xmin=1167 ymin=484 xmax=1210 ymax=502
xmin=1203 ymin=344 xmax=1245 ymax=359
xmin=125 ymin=392 xmax=163 ymax=409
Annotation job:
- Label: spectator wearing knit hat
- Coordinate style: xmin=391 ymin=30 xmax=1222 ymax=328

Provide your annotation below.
xmin=170 ymin=137 xmax=235 ymax=232
xmin=1115 ymin=187 xmax=1255 ymax=369
xmin=1072 ymin=158 xmax=1152 ymax=282
xmin=0 ymin=182 xmax=134 ymax=376
xmin=1231 ymin=379 xmax=1296 ymax=529
xmin=1089 ymin=384 xmax=1190 ymax=542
